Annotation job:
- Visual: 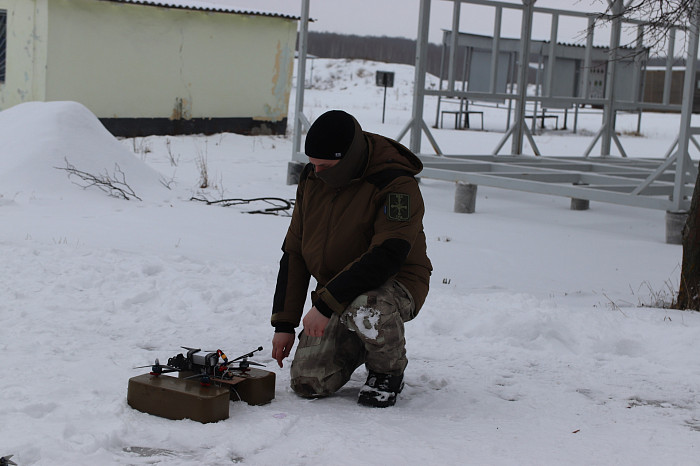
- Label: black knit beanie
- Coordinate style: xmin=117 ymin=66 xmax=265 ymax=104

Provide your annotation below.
xmin=305 ymin=110 xmax=360 ymax=159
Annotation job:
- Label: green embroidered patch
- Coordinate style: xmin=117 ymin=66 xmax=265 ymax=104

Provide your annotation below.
xmin=386 ymin=193 xmax=410 ymax=221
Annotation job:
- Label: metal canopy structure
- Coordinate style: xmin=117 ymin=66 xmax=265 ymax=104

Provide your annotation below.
xmin=420 ymin=153 xmax=697 ymax=211
xmin=433 ymin=29 xmax=649 ymax=134
xmin=291 ymin=0 xmax=700 ymax=229
xmin=403 ymin=0 xmax=700 ymax=216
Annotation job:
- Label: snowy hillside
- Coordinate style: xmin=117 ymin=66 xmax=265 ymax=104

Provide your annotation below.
xmin=1 ymin=58 xmax=699 ymax=465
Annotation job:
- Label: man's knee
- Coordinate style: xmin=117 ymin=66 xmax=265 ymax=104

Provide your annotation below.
xmin=290 ymin=376 xmax=331 ymax=398
xmin=290 ymin=370 xmax=347 ymax=397
xmin=344 ymin=280 xmax=415 ymax=324
xmin=342 ymin=286 xmax=408 ymax=346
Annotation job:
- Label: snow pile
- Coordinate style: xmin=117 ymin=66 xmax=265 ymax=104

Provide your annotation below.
xmin=0 ymin=101 xmax=168 ymax=203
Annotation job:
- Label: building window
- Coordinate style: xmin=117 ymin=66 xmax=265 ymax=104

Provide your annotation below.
xmin=0 ymin=11 xmax=6 ymax=83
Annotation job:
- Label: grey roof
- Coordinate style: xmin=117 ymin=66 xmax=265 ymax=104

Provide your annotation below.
xmin=99 ymin=0 xmax=300 ymax=20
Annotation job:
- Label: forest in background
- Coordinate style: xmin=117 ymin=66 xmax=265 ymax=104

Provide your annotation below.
xmin=304 ymin=32 xmax=683 ymax=80
xmin=305 ymin=32 xmax=445 ymax=78
xmin=302 ymin=32 xmax=690 ymax=106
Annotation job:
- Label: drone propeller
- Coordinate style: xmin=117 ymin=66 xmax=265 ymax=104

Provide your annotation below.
xmin=134 ymin=358 xmax=179 ymax=375
xmin=1 ymin=455 xmax=17 ymax=466
xmin=133 ymin=358 xmax=158 ymax=369
xmin=181 ymin=372 xmax=216 ymax=386
xmin=236 ymin=360 xmax=265 ymax=368
xmin=181 ymin=346 xmax=217 ymax=353
xmin=231 ymin=346 xmax=264 ymax=362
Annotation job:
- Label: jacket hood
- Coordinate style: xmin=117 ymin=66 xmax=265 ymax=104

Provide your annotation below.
xmin=363 ymin=133 xmax=423 ymax=179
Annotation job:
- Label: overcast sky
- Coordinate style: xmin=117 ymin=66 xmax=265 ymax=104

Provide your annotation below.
xmin=184 ymin=0 xmax=686 ymax=54
xmin=224 ymin=0 xmax=614 ymax=45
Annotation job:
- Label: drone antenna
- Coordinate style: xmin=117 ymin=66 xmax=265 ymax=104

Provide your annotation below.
xmin=232 ymin=346 xmax=264 ymax=362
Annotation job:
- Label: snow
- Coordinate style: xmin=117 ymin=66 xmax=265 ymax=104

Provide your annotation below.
xmin=352 ymin=307 xmax=381 ymax=340
xmin=1 ymin=58 xmax=699 ymax=465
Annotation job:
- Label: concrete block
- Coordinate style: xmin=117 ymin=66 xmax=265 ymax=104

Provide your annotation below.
xmin=666 ymin=210 xmax=688 ymax=245
xmin=454 ymin=182 xmax=477 ymax=213
xmin=287 ymin=161 xmax=306 ymax=185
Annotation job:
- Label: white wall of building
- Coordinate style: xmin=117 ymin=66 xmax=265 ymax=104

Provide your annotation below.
xmin=1 ymin=0 xmax=296 ymax=125
xmin=0 ymin=0 xmax=49 ymax=110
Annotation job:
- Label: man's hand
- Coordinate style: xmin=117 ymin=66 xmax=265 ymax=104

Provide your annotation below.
xmin=302 ymin=306 xmax=331 ymax=338
xmin=272 ymin=332 xmax=295 ymax=368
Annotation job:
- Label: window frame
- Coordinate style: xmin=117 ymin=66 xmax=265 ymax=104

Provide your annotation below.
xmin=0 ymin=10 xmax=6 ymax=83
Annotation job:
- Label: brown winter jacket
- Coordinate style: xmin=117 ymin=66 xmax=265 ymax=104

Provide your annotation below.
xmin=271 ymin=132 xmax=432 ymax=332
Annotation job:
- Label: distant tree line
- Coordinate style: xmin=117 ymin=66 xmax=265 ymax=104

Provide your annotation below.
xmin=302 ymin=32 xmax=690 ymax=84
xmin=305 ymin=32 xmax=445 ymax=77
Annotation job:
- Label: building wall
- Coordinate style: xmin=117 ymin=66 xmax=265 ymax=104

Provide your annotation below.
xmin=642 ymin=69 xmax=700 ymax=114
xmin=0 ymin=0 xmax=49 ymax=109
xmin=2 ymin=0 xmax=297 ymax=136
xmin=643 ymin=70 xmax=685 ymax=106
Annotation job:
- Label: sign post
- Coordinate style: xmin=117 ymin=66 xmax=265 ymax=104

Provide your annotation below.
xmin=375 ymin=71 xmax=395 ymax=123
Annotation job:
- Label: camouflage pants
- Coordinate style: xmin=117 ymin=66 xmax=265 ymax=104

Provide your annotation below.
xmin=290 ymin=279 xmax=415 ymax=397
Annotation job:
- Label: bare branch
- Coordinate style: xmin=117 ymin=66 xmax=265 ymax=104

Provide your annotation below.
xmin=55 ymin=158 xmax=142 ymax=201
xmin=190 ymin=195 xmax=294 ymax=216
xmin=593 ymin=0 xmax=698 ymax=55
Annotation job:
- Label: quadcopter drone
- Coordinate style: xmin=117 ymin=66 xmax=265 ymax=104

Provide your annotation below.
xmin=135 ymin=346 xmax=265 ymax=385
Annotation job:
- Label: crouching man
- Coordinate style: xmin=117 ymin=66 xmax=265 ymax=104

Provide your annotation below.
xmin=271 ymin=110 xmax=431 ymax=407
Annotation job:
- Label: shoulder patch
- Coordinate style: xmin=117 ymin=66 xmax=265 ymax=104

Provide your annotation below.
xmin=386 ymin=193 xmax=411 ymax=222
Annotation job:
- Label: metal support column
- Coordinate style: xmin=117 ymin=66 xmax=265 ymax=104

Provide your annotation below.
xmin=545 ymin=13 xmax=558 ymax=100
xmin=409 ymin=0 xmax=432 ymax=154
xmin=292 ymin=0 xmax=311 ymax=161
xmin=434 ymin=40 xmax=447 ymax=128
xmin=663 ymin=27 xmax=676 ymax=106
xmin=447 ymin=0 xmax=460 ymax=91
xmin=489 ymin=6 xmax=503 ymax=94
xmin=510 ymin=0 xmax=536 ymax=155
xmin=582 ymin=16 xmax=594 ymax=99
xmin=601 ymin=0 xmax=623 ymax=156
xmin=672 ymin=0 xmax=700 ymax=211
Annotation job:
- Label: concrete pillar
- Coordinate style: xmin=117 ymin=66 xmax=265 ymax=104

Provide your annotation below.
xmin=570 ymin=182 xmax=590 ymax=211
xmin=666 ymin=210 xmax=688 ymax=245
xmin=570 ymin=198 xmax=590 ymax=211
xmin=454 ymin=182 xmax=477 ymax=213
xmin=286 ymin=161 xmax=306 ymax=185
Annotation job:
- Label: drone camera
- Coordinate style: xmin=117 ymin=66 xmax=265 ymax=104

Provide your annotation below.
xmin=189 ymin=351 xmax=219 ymax=368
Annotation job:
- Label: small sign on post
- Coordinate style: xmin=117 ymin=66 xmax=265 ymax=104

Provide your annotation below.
xmin=375 ymin=71 xmax=395 ymax=124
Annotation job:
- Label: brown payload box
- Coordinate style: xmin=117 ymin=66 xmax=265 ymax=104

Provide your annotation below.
xmin=176 ymin=367 xmax=276 ymax=406
xmin=127 ymin=368 xmax=276 ymax=424
xmin=127 ymin=374 xmax=230 ymax=424
xmin=224 ymin=368 xmax=276 ymax=406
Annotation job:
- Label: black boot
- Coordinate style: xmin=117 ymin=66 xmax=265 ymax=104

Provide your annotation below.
xmin=358 ymin=370 xmax=404 ymax=408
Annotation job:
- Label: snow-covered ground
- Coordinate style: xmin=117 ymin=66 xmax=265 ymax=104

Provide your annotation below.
xmin=1 ymin=58 xmax=699 ymax=465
